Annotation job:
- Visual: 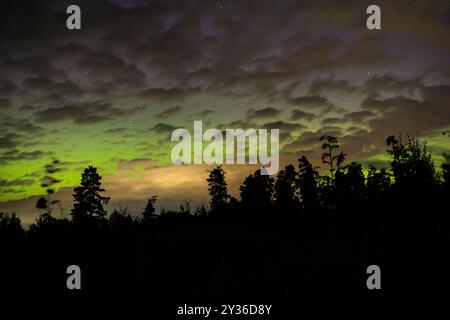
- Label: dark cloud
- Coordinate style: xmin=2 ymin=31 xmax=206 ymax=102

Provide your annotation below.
xmin=0 ymin=98 xmax=10 ymax=108
xmin=1 ymin=119 xmax=44 ymax=134
xmin=22 ymin=78 xmax=83 ymax=98
xmin=18 ymin=104 xmax=37 ymax=112
xmin=0 ymin=133 xmax=20 ymax=149
xmin=366 ymin=85 xmax=450 ymax=135
xmin=0 ymin=188 xmax=28 ymax=194
xmin=1 ymin=0 xmax=450 ymax=209
xmin=0 ymin=79 xmax=15 ymax=95
xmin=246 ymin=107 xmax=281 ymax=119
xmin=262 ymin=121 xmax=305 ymax=132
xmin=346 ymin=127 xmax=370 ymax=136
xmin=310 ymin=79 xmax=357 ymax=94
xmin=364 ymin=75 xmax=422 ymax=95
xmin=0 ymin=149 xmax=44 ymax=162
xmin=0 ymin=178 xmax=34 ymax=187
xmin=218 ymin=119 xmax=255 ymax=130
xmin=192 ymin=109 xmax=215 ymax=118
xmin=321 ymin=117 xmax=343 ymax=126
xmin=288 ymin=95 xmax=336 ymax=113
xmin=362 ymin=95 xmax=422 ymax=114
xmin=33 ymin=100 xmax=130 ymax=124
xmin=290 ymin=109 xmax=316 ymax=121
xmin=139 ymin=88 xmax=194 ymax=101
xmin=345 ymin=110 xmax=375 ymax=122
xmin=284 ymin=131 xmax=323 ymax=153
xmin=150 ymin=123 xmax=177 ymax=134
xmin=320 ymin=126 xmax=344 ymax=136
xmin=104 ymin=127 xmax=128 ymax=134
xmin=0 ymin=0 xmax=449 ymax=107
xmin=154 ymin=106 xmax=183 ymax=119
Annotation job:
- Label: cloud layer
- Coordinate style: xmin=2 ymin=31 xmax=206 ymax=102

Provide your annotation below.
xmin=0 ymin=0 xmax=449 ymax=219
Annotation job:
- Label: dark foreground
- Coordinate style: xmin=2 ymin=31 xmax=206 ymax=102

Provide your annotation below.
xmin=1 ymin=207 xmax=449 ymax=301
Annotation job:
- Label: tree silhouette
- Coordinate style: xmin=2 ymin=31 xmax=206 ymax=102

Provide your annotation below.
xmin=386 ymin=135 xmax=438 ymax=190
xmin=206 ymin=165 xmax=229 ymax=215
xmin=240 ymin=169 xmax=274 ymax=214
xmin=142 ymin=195 xmax=158 ymax=220
xmin=178 ymin=201 xmax=191 ymax=215
xmin=2 ymin=132 xmax=450 ymax=300
xmin=320 ymin=135 xmax=345 ymax=179
xmin=443 ymin=153 xmax=450 ymax=191
xmin=273 ymin=164 xmax=299 ymax=213
xmin=297 ymin=156 xmax=319 ymax=211
xmin=194 ymin=204 xmax=208 ymax=216
xmin=335 ymin=162 xmax=365 ymax=209
xmin=366 ymin=165 xmax=391 ymax=204
xmin=109 ymin=206 xmax=134 ymax=231
xmin=0 ymin=212 xmax=24 ymax=241
xmin=71 ymin=165 xmax=110 ymax=225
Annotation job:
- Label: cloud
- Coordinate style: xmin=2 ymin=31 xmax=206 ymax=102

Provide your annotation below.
xmin=365 ymin=85 xmax=450 ymax=135
xmin=22 ymin=78 xmax=83 ymax=98
xmin=321 ymin=117 xmax=343 ymax=126
xmin=345 ymin=110 xmax=375 ymax=122
xmin=154 ymin=105 xmax=183 ymax=119
xmin=0 ymin=178 xmax=34 ymax=187
xmin=150 ymin=123 xmax=177 ymax=134
xmin=310 ymin=79 xmax=356 ymax=94
xmin=18 ymin=104 xmax=38 ymax=112
xmin=0 ymin=133 xmax=20 ymax=149
xmin=262 ymin=120 xmax=305 ymax=132
xmin=1 ymin=0 xmax=450 ymax=212
xmin=290 ymin=109 xmax=316 ymax=121
xmin=33 ymin=100 xmax=130 ymax=124
xmin=1 ymin=119 xmax=44 ymax=134
xmin=192 ymin=109 xmax=215 ymax=118
xmin=361 ymin=95 xmax=421 ymax=113
xmin=0 ymin=98 xmax=10 ymax=108
xmin=0 ymin=149 xmax=44 ymax=163
xmin=246 ymin=107 xmax=282 ymax=119
xmin=364 ymin=75 xmax=422 ymax=95
xmin=140 ymin=88 xmax=194 ymax=101
xmin=0 ymin=79 xmax=15 ymax=95
xmin=104 ymin=127 xmax=128 ymax=134
xmin=288 ymin=95 xmax=335 ymax=111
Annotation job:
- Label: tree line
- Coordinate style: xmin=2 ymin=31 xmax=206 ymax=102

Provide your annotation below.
xmin=1 ymin=133 xmax=450 ymax=299
xmin=0 ymin=134 xmax=449 ymax=232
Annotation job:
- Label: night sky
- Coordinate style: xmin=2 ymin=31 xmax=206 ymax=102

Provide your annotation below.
xmin=1 ymin=0 xmax=449 ymax=224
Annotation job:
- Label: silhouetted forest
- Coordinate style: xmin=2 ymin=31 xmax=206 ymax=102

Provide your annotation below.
xmin=1 ymin=134 xmax=450 ymax=300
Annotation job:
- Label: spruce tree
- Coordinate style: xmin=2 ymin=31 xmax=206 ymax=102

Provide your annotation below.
xmin=142 ymin=196 xmax=158 ymax=220
xmin=71 ymin=166 xmax=110 ymax=224
xmin=206 ymin=165 xmax=229 ymax=215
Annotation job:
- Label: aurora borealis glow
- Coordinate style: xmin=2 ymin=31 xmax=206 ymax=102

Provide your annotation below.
xmin=1 ymin=0 xmax=449 ymax=224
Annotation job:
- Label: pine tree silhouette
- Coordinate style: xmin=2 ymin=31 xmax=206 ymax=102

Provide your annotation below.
xmin=273 ymin=164 xmax=299 ymax=213
xmin=71 ymin=165 xmax=110 ymax=225
xmin=240 ymin=169 xmax=274 ymax=214
xmin=297 ymin=156 xmax=319 ymax=211
xmin=142 ymin=195 xmax=158 ymax=220
xmin=206 ymin=165 xmax=229 ymax=215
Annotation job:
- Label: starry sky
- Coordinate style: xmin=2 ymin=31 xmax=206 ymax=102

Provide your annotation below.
xmin=1 ymin=0 xmax=449 ymax=224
